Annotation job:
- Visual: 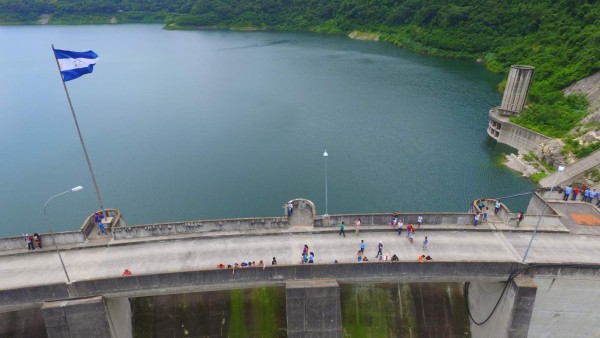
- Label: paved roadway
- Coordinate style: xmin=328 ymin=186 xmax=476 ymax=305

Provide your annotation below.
xmin=1 ymin=229 xmax=599 ymax=290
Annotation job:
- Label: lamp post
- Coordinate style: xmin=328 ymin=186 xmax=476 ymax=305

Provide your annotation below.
xmin=522 ymin=166 xmax=564 ymax=263
xmin=43 ymin=186 xmax=83 ymax=283
xmin=323 ymin=149 xmax=328 ymax=216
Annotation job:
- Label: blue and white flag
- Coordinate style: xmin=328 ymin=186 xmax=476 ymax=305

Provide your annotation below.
xmin=53 ymin=49 xmax=99 ymax=82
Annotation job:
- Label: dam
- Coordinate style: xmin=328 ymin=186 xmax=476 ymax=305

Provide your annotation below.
xmin=0 ymin=194 xmax=599 ymax=337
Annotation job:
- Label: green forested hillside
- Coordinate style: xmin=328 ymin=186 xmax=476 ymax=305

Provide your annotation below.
xmin=1 ymin=0 xmax=599 ymax=137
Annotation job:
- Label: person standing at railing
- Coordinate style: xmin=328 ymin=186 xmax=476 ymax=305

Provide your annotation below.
xmin=589 ymin=189 xmax=597 ymax=203
xmin=572 ymin=186 xmax=580 ymax=201
xmin=494 ymin=201 xmax=501 ymax=214
xmin=563 ymin=185 xmax=572 ymax=201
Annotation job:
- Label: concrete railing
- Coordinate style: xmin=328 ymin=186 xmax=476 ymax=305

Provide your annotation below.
xmin=112 ymin=217 xmax=288 ymax=239
xmin=0 ymin=208 xmax=124 ymax=251
xmin=80 ymin=208 xmax=125 ymax=238
xmin=316 ymin=212 xmax=475 ymax=228
xmin=0 ymin=231 xmax=85 ymax=251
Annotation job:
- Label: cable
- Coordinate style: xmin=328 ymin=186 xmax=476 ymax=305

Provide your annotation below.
xmin=465 ymin=263 xmax=598 ymax=325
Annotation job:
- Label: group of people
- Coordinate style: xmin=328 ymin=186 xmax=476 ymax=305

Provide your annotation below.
xmin=355 ymin=236 xmax=429 ymax=263
xmin=300 ymin=244 xmax=315 ymax=263
xmin=473 ymin=199 xmax=491 ymax=226
xmin=563 ymin=185 xmax=600 ymax=206
xmin=215 ymin=257 xmax=279 ymax=273
xmin=23 ymin=233 xmax=42 ymax=250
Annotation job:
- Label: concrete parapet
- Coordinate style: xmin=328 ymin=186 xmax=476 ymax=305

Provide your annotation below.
xmin=0 ymin=231 xmax=84 ymax=251
xmin=287 ymin=199 xmax=316 ymax=227
xmin=112 ymin=216 xmax=288 ymax=239
xmin=80 ymin=209 xmax=124 ymax=238
xmin=286 ymin=280 xmax=342 ymax=338
xmin=320 ymin=212 xmax=473 ymax=228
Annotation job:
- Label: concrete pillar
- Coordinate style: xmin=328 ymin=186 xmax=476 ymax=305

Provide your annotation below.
xmin=41 ymin=296 xmax=132 ymax=338
xmin=500 ymin=65 xmax=535 ymax=115
xmin=468 ymin=277 xmax=537 ymax=338
xmin=286 ymin=280 xmax=342 ymax=338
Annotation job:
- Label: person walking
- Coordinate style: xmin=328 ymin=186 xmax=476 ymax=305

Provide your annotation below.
xmin=422 ymin=236 xmax=429 ymax=250
xmin=360 ymin=240 xmax=365 ymax=253
xmin=417 ymin=215 xmax=423 ymax=229
xmin=397 ymin=220 xmax=404 ymax=236
xmin=354 ymin=217 xmax=361 ymax=237
xmin=406 ymin=223 xmax=414 ymax=238
xmin=339 ymin=221 xmax=346 ymax=237
xmin=516 ymin=211 xmax=524 ymax=227
xmin=563 ymin=185 xmax=572 ymax=201
xmin=309 ymin=252 xmax=314 ymax=264
xmin=375 ymin=241 xmax=383 ymax=258
xmin=494 ymin=200 xmax=501 ymax=214
xmin=287 ymin=202 xmax=294 ymax=216
xmin=473 ymin=213 xmax=480 ymax=226
xmin=483 ymin=207 xmax=488 ymax=222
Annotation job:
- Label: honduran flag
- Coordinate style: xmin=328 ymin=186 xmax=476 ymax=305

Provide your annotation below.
xmin=53 ymin=48 xmax=99 ymax=82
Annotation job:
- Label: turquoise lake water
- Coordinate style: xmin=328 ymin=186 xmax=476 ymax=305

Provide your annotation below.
xmin=0 ymin=24 xmax=534 ymax=236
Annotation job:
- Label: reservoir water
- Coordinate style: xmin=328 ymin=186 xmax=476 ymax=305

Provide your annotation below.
xmin=0 ymin=24 xmax=534 ymax=236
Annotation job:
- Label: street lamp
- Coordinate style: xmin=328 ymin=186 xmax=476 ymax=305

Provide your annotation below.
xmin=323 ymin=149 xmax=328 ymax=216
xmin=43 ymin=185 xmax=84 ymax=283
xmin=522 ymin=166 xmax=565 ymax=263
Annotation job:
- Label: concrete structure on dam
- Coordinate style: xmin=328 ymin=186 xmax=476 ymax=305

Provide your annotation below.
xmin=487 ymin=65 xmax=553 ymax=153
xmin=0 ymin=198 xmax=599 ymax=337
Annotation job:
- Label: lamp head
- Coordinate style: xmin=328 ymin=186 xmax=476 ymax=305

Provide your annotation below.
xmin=71 ymin=186 xmax=83 ymax=192
xmin=323 ymin=150 xmax=328 ymax=157
xmin=558 ymin=166 xmax=565 ymax=172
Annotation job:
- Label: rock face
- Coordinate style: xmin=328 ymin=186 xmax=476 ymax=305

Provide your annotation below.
xmin=581 ymin=131 xmax=600 ymax=144
xmin=536 ymin=139 xmax=566 ymax=166
xmin=581 ymin=110 xmax=600 ymax=125
xmin=505 ymin=154 xmax=538 ymax=177
xmin=347 ymin=30 xmax=380 ymax=41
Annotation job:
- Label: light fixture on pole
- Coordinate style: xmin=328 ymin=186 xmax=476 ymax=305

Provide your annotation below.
xmin=323 ymin=149 xmax=328 ymax=216
xmin=43 ymin=185 xmax=84 ymax=283
xmin=522 ymin=166 xmax=565 ymax=263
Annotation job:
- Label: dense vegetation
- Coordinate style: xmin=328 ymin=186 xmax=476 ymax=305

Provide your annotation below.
xmin=2 ymin=0 xmax=599 ymax=137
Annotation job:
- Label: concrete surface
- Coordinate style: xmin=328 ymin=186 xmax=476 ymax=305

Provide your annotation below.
xmin=529 ymin=276 xmax=600 ymax=337
xmin=286 ymin=280 xmax=342 ymax=338
xmin=42 ymin=296 xmax=112 ymax=338
xmin=1 ymin=229 xmax=599 ymax=293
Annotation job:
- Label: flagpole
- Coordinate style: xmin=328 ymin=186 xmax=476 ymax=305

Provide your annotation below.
xmin=51 ymin=44 xmax=106 ymax=217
